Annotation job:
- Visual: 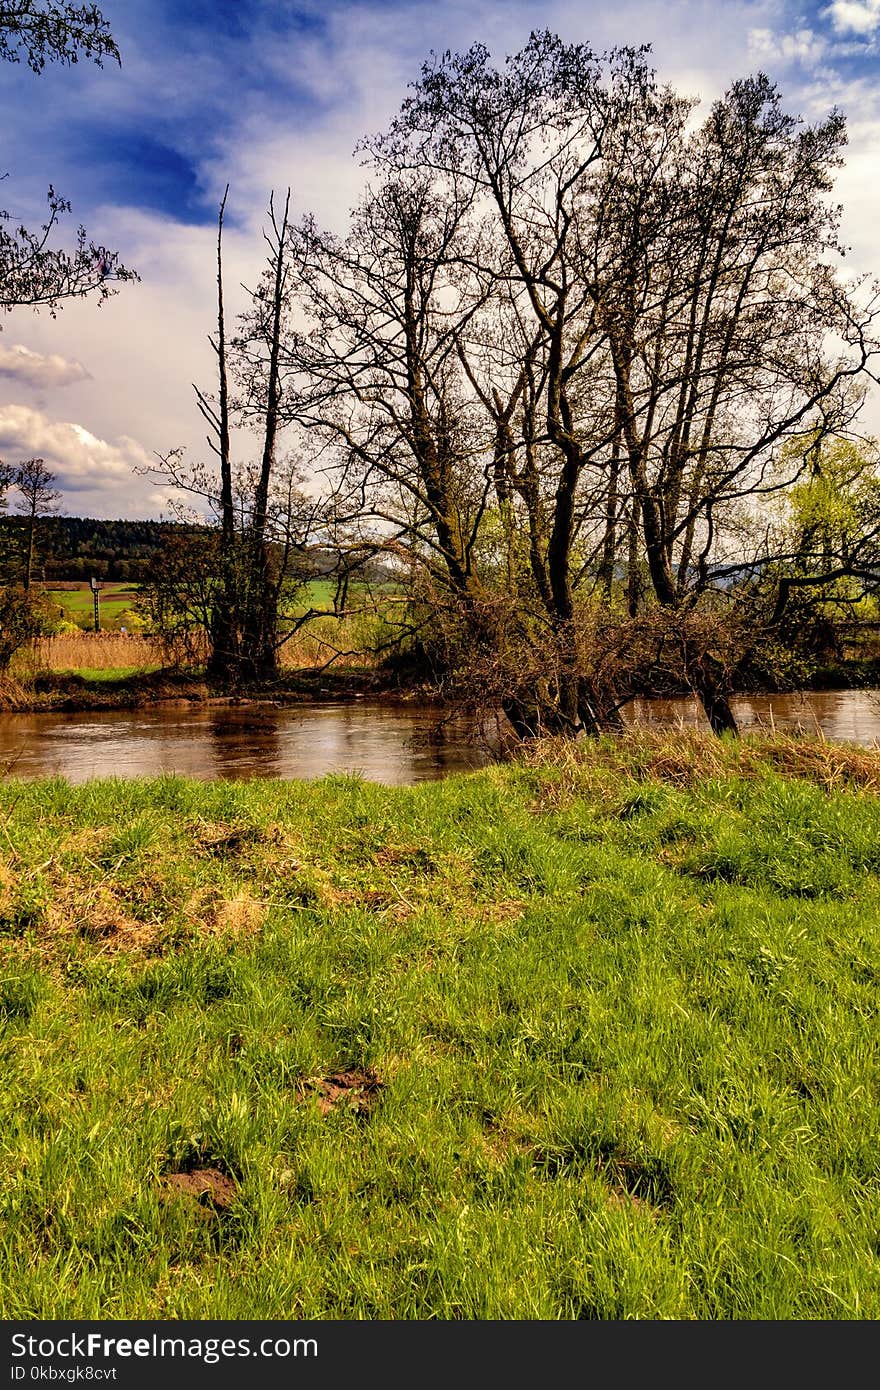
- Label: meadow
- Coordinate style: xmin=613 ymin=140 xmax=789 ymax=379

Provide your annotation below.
xmin=45 ymin=583 xmax=141 ymax=631
xmin=1 ymin=732 xmax=879 ymax=1319
xmin=29 ymin=579 xmax=389 ymax=680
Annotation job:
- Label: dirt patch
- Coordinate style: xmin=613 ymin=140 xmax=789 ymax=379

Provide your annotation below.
xmin=299 ymin=1068 xmax=382 ymax=1116
xmin=161 ymin=1167 xmax=238 ymax=1210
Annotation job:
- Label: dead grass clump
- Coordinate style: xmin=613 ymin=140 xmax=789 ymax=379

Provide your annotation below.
xmin=521 ymin=729 xmax=880 ymax=795
xmin=210 ymin=894 xmax=266 ymax=936
xmin=192 ymin=820 xmax=286 ymax=858
xmin=48 ymin=881 xmax=157 ymax=952
xmin=0 ymin=857 xmax=15 ymax=911
xmin=756 ymin=739 xmax=880 ymax=791
xmin=184 ymin=885 xmax=267 ymax=938
xmin=192 ymin=821 xmax=259 ymax=857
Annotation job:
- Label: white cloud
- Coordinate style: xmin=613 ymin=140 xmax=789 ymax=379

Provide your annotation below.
xmin=0 ymin=403 xmax=183 ymax=518
xmin=823 ymin=1 xmax=880 ymax=36
xmin=0 ymin=343 xmax=91 ymax=389
xmin=747 ymin=26 xmax=826 ymax=65
xmin=1 ymin=0 xmax=878 ymax=519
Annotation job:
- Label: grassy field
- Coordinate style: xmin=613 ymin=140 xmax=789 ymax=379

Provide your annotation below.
xmin=29 ymin=578 xmax=390 ymax=677
xmin=1 ymin=732 xmax=879 ymax=1318
xmin=44 ymin=583 xmax=141 ymax=631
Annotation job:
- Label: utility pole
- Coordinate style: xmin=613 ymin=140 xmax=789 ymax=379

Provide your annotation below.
xmin=90 ymin=576 xmax=100 ymax=632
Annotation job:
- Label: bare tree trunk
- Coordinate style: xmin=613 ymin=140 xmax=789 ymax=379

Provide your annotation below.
xmin=626 ymin=496 xmax=642 ymax=617
xmin=240 ymin=190 xmax=291 ymax=683
xmin=688 ymin=650 xmax=738 ymax=735
xmin=204 ymin=185 xmax=240 ymax=683
xmin=24 ymin=498 xmax=36 ymax=590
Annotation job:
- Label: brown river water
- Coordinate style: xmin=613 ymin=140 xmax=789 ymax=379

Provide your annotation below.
xmin=0 ymin=689 xmax=878 ymax=785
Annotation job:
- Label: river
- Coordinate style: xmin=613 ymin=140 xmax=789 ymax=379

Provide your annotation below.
xmin=0 ymin=689 xmax=878 ymax=785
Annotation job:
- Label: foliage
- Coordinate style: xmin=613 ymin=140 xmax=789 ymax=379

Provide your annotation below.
xmin=282 ymin=34 xmax=880 ymax=735
xmin=0 ymin=2 xmax=136 ymax=317
xmin=0 ymin=2 xmax=119 ymax=71
xmin=0 ymin=582 xmax=53 ymax=667
xmin=0 ymin=517 xmax=223 ymax=582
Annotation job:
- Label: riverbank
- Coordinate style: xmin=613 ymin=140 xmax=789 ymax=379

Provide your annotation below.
xmin=0 ymin=665 xmax=388 ymax=713
xmin=2 ymin=732 xmax=879 ymax=1318
xmin=4 ymin=652 xmax=880 ymax=717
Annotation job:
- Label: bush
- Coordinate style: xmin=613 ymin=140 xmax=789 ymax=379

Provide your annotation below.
xmin=0 ymin=587 xmax=55 ymax=670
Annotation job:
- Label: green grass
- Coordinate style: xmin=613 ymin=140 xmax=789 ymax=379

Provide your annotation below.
xmin=45 ymin=584 xmax=139 ymax=629
xmin=295 ymin=578 xmax=396 ymax=610
xmin=1 ymin=735 xmax=879 ymax=1318
xmin=62 ymin=667 xmax=145 ymax=682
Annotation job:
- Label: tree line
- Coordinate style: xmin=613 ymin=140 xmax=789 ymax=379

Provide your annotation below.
xmin=150 ymin=33 xmax=879 ymax=734
xmin=0 ymin=513 xmax=217 ymax=582
xmin=2 ymin=9 xmax=879 ymax=735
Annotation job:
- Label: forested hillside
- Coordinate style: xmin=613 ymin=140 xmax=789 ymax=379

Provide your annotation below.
xmin=0 ymin=517 xmax=195 ymax=581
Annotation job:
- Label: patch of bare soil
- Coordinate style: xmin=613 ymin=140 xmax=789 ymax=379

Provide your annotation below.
xmin=299 ymin=1068 xmax=382 ymax=1116
xmin=161 ymin=1168 xmax=237 ymax=1210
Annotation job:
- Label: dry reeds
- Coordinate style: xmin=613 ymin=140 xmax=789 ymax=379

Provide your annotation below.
xmin=32 ymin=631 xmax=165 ymax=673
xmin=522 ymin=727 xmax=880 ymax=794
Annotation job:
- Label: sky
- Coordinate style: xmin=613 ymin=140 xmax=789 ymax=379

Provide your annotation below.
xmin=0 ymin=0 xmax=879 ymax=519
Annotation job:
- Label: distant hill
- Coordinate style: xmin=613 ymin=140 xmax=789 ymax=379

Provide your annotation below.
xmin=0 ymin=515 xmax=394 ymax=584
xmin=0 ymin=516 xmax=199 ymax=582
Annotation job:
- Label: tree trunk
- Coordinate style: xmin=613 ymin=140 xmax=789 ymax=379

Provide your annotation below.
xmin=687 ymin=649 xmax=738 ymax=735
xmin=238 ymin=191 xmax=290 ymax=685
xmin=24 ymin=503 xmax=36 ymax=590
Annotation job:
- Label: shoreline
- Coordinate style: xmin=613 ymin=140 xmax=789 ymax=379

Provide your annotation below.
xmin=2 ymin=657 xmax=880 ymax=717
xmin=0 ymin=666 xmax=397 ymax=714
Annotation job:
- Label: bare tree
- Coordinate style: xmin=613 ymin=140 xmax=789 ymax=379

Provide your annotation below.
xmin=145 ymin=191 xmax=332 ymax=685
xmin=14 ymin=455 xmax=59 ymax=587
xmin=283 ymin=34 xmax=879 ymax=736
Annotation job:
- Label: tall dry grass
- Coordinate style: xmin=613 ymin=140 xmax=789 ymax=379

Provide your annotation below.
xmin=278 ymin=615 xmax=376 ymax=669
xmin=30 ymin=632 xmax=165 ymax=673
xmin=26 ymin=620 xmax=376 ymax=676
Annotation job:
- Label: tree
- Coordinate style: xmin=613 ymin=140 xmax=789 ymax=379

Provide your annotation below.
xmin=760 ymin=432 xmax=880 ymax=661
xmin=0 ymin=2 xmax=118 ymax=69
xmin=1 ymin=2 xmax=135 ymax=318
xmin=14 ymin=455 xmax=59 ymax=587
xmin=282 ymin=34 xmax=879 ymax=737
xmin=0 ymin=459 xmax=13 ymax=507
xmin=144 ymin=190 xmax=332 ymax=685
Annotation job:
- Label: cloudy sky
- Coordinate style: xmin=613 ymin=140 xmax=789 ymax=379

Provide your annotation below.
xmin=0 ymin=0 xmax=879 ymax=518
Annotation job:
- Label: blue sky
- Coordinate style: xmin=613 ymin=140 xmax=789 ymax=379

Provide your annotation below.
xmin=1 ymin=0 xmax=879 ymax=517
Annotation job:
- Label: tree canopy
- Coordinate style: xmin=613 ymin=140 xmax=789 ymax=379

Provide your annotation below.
xmin=0 ymin=1 xmax=135 ymax=319
xmin=270 ymin=33 xmax=879 ymax=733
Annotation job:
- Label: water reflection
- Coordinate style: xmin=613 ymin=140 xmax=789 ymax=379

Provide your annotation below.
xmin=208 ymin=708 xmax=282 ymax=779
xmin=0 ymin=700 xmax=500 ymax=785
xmin=0 ymin=690 xmax=877 ymax=785
xmin=624 ymin=688 xmax=880 ymax=747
